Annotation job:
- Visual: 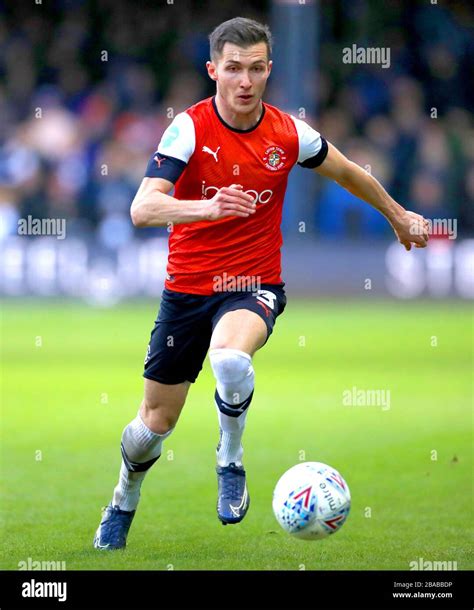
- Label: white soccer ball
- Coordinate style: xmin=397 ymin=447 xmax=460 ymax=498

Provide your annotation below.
xmin=272 ymin=462 xmax=351 ymax=540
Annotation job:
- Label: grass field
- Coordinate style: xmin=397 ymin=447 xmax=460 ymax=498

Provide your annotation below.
xmin=0 ymin=298 xmax=472 ymax=571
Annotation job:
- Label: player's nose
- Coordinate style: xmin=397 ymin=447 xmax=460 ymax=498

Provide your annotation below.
xmin=239 ymin=73 xmax=252 ymax=88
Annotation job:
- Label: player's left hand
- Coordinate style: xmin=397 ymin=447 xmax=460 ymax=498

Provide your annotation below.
xmin=391 ymin=210 xmax=430 ymax=251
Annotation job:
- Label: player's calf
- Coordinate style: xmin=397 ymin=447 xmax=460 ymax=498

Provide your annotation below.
xmin=140 ymin=379 xmax=189 ymax=435
xmin=113 ymin=412 xmax=174 ymax=513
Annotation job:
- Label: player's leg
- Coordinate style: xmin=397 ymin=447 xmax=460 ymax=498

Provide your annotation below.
xmin=112 ymin=379 xmax=190 ymax=512
xmin=210 ymin=309 xmax=265 ymax=465
xmin=209 ymin=310 xmax=265 ymax=524
xmin=209 ymin=286 xmax=287 ymax=524
xmin=94 ymin=289 xmax=212 ymax=549
xmin=211 ymin=308 xmax=268 ymax=354
xmin=94 ymin=379 xmax=189 ymax=550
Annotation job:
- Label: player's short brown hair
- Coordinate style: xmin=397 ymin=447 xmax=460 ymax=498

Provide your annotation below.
xmin=209 ymin=17 xmax=273 ymax=61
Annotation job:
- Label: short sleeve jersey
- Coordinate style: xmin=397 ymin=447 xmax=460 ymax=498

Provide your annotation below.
xmin=145 ymin=96 xmax=328 ymax=295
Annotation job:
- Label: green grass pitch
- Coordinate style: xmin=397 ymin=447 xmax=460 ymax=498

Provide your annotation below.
xmin=0 ymin=298 xmax=472 ymax=570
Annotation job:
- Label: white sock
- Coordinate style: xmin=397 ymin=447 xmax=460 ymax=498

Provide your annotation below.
xmin=216 ymin=408 xmax=249 ymax=467
xmin=112 ymin=463 xmax=147 ymax=513
xmin=209 ymin=348 xmax=255 ymax=467
xmin=112 ymin=413 xmax=172 ymax=512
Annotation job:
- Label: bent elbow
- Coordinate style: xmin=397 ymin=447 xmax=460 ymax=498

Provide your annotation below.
xmin=130 ymin=205 xmax=146 ymax=228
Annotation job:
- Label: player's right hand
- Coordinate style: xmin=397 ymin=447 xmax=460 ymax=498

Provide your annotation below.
xmin=204 ymin=184 xmax=257 ymax=221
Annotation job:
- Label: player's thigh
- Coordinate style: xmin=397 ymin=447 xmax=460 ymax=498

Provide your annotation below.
xmin=210 ymin=309 xmax=267 ymax=356
xmin=210 ymin=285 xmax=287 ymax=356
xmin=140 ymin=378 xmax=191 ymax=433
xmin=144 ymin=289 xmax=213 ymax=384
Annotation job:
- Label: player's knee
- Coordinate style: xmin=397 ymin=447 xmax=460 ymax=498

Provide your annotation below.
xmin=140 ymin=398 xmax=180 ymax=435
xmin=210 ymin=348 xmax=255 ymax=412
xmin=209 ymin=348 xmax=254 ymax=387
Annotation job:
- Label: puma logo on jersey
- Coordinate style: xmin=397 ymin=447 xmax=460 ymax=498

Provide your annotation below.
xmin=202 ymin=145 xmax=220 ymax=162
xmin=154 ymin=154 xmax=165 ymax=168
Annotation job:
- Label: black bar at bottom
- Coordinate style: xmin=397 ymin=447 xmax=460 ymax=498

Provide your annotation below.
xmin=0 ymin=569 xmax=471 ymax=609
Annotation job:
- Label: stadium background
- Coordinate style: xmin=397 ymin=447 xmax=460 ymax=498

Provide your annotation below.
xmin=1 ymin=0 xmax=473 ymax=299
xmin=1 ymin=0 xmax=472 ymax=573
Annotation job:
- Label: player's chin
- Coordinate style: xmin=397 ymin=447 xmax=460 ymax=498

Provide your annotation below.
xmin=234 ymin=96 xmax=259 ymax=112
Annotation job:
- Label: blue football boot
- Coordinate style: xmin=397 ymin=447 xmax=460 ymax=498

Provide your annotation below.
xmin=216 ymin=462 xmax=250 ymax=525
xmin=93 ymin=503 xmax=135 ymax=550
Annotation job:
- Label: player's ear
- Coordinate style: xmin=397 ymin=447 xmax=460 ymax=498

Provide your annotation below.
xmin=267 ymin=60 xmax=273 ymax=76
xmin=206 ymin=60 xmax=218 ymax=82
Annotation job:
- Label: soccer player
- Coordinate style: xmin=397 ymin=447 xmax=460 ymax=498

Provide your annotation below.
xmin=94 ymin=17 xmax=429 ymax=549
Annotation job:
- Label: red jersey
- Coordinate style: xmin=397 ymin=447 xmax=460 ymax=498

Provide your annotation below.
xmin=145 ymin=96 xmax=327 ymax=295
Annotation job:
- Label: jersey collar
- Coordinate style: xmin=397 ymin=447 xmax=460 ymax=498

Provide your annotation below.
xmin=212 ymin=96 xmax=266 ymax=134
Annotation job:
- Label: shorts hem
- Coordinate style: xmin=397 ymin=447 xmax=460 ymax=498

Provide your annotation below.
xmin=212 ymin=303 xmax=275 ymax=337
xmin=143 ymin=371 xmax=195 ymax=385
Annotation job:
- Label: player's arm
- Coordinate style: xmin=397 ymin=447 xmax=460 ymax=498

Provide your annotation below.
xmin=131 ymin=112 xmax=255 ymax=227
xmin=130 ymin=178 xmax=256 ymax=227
xmin=314 ymin=142 xmax=429 ymax=251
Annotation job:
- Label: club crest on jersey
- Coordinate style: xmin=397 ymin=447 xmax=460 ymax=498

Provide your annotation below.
xmin=263 ymin=145 xmax=286 ymax=171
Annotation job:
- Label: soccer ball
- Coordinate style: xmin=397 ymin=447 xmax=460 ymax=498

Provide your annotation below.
xmin=272 ymin=462 xmax=351 ymax=540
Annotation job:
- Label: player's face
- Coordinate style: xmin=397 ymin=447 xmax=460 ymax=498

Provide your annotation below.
xmin=207 ymin=42 xmax=272 ymax=116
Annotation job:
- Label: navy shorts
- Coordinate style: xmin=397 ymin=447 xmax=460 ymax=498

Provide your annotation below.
xmin=143 ymin=284 xmax=287 ymax=384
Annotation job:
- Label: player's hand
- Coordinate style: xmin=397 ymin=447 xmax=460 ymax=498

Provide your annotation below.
xmin=204 ymin=184 xmax=257 ymax=221
xmin=391 ymin=210 xmax=430 ymax=251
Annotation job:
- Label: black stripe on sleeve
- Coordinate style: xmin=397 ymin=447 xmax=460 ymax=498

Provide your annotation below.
xmin=297 ymin=137 xmax=329 ymax=169
xmin=144 ymin=153 xmax=187 ymax=183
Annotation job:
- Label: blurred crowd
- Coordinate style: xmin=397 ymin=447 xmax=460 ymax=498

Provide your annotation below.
xmin=0 ymin=0 xmax=473 ymax=248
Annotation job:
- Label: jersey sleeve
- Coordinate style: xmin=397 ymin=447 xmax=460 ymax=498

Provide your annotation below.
xmin=144 ymin=112 xmax=196 ymax=183
xmin=290 ymin=115 xmax=328 ymax=168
